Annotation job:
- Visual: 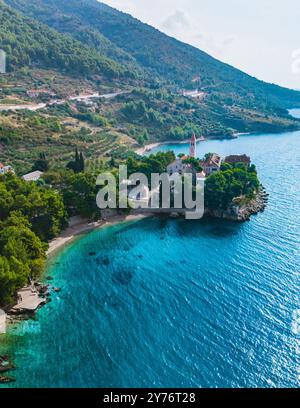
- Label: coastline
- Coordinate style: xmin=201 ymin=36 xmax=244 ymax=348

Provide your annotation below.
xmin=135 ymin=127 xmax=300 ymax=156
xmin=0 ymin=189 xmax=267 ymax=383
xmin=134 ymin=133 xmax=250 ymax=155
xmin=47 ymin=213 xmax=150 ymax=257
xmin=135 ymin=137 xmax=206 ymax=155
xmin=48 ymin=183 xmax=268 ymax=258
xmin=1 ymin=214 xmax=150 ymax=330
xmin=4 ymin=187 xmax=267 ymax=321
xmin=205 ymin=187 xmax=268 ymax=222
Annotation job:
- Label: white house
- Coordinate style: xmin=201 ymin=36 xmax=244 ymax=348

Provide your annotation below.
xmin=22 ymin=170 xmax=43 ymax=182
xmin=182 ymin=89 xmax=206 ymax=100
xmin=200 ymin=154 xmax=222 ymax=176
xmin=0 ymin=309 xmax=6 ymax=334
xmin=27 ymin=89 xmax=56 ymax=98
xmin=0 ymin=163 xmax=14 ymax=175
xmin=167 ymin=157 xmax=192 ymax=176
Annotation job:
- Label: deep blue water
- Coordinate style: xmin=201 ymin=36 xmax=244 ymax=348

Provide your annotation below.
xmin=1 ymin=128 xmax=300 ymax=388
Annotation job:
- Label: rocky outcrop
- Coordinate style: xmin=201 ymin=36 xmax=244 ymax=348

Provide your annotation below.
xmin=0 ymin=355 xmax=15 ymax=383
xmin=7 ymin=283 xmax=50 ymax=318
xmin=205 ymin=186 xmax=268 ymax=222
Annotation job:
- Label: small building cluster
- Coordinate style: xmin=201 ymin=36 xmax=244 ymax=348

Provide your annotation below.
xmin=0 ymin=163 xmax=14 ymax=175
xmin=166 ymin=134 xmax=251 ymax=179
xmin=201 ymin=153 xmax=222 ymax=176
xmin=181 ymin=89 xmax=206 ymax=100
xmin=27 ymin=89 xmax=56 ymax=98
xmin=1 ymin=163 xmax=44 ymax=182
xmin=167 ymin=157 xmax=194 ymax=176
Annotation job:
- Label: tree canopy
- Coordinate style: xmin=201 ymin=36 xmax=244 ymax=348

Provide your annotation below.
xmin=205 ymin=162 xmax=259 ymax=210
xmin=0 ymin=173 xmax=67 ymax=305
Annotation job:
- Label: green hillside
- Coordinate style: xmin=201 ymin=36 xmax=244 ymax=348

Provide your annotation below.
xmin=4 ymin=0 xmax=142 ymax=75
xmin=7 ymin=0 xmax=300 ymax=109
xmin=0 ymin=0 xmax=300 ymax=175
xmin=0 ymin=1 xmax=127 ymax=79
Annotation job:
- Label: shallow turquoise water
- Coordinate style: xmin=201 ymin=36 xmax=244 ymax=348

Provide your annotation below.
xmin=1 ymin=129 xmax=300 ymax=388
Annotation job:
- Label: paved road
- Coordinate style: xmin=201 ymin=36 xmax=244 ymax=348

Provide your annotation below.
xmin=0 ymin=91 xmax=127 ymax=112
xmin=0 ymin=102 xmax=47 ymax=111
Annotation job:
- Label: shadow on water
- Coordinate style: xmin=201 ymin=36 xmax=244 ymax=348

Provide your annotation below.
xmin=112 ymin=269 xmax=134 ymax=285
xmin=172 ymin=216 xmax=243 ymax=239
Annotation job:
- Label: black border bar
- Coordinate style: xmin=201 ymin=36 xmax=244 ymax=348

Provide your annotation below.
xmin=0 ymin=388 xmax=299 ymax=405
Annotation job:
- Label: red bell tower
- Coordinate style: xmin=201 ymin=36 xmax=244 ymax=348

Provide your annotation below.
xmin=189 ymin=133 xmax=196 ymax=158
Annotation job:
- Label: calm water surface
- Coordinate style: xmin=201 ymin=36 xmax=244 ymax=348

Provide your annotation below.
xmin=1 ymin=125 xmax=300 ymax=388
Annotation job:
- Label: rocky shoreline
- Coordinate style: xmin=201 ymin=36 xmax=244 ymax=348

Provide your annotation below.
xmin=6 ymin=282 xmax=51 ymax=319
xmin=0 ymin=283 xmax=55 ymax=384
xmin=205 ymin=186 xmax=268 ymax=222
xmin=0 ymin=355 xmax=16 ymax=384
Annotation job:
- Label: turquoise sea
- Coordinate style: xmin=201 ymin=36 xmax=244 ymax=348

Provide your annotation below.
xmin=1 ymin=124 xmax=300 ymax=387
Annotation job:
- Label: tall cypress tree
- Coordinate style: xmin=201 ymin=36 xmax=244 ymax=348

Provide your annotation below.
xmin=75 ymin=148 xmax=80 ymax=164
xmin=79 ymin=152 xmax=85 ymax=172
xmin=67 ymin=148 xmax=82 ymax=173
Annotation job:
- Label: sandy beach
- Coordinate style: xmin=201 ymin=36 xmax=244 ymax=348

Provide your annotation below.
xmin=47 ymin=213 xmax=150 ymax=256
xmin=135 ymin=142 xmax=162 ymax=155
xmin=135 ymin=137 xmax=206 ymax=155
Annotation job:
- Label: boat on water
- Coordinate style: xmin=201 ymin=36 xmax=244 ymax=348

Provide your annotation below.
xmin=198 ymin=136 xmax=206 ymax=142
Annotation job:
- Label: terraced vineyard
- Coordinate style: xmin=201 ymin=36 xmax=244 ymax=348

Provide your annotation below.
xmin=0 ymin=110 xmax=135 ymax=174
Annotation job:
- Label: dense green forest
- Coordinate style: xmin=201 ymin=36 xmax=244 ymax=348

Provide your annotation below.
xmin=0 ymin=173 xmax=67 ymax=305
xmin=0 ymin=1 xmax=127 ymax=78
xmin=5 ymin=0 xmax=141 ymax=75
xmin=205 ymin=162 xmax=260 ymax=210
xmin=0 ymin=167 xmax=109 ymax=306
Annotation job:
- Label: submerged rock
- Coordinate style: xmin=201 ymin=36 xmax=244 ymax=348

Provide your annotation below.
xmin=97 ymin=256 xmax=110 ymax=266
xmin=112 ymin=270 xmax=133 ymax=285
xmin=53 ymin=287 xmax=61 ymax=293
xmin=0 ymin=355 xmax=16 ymax=375
xmin=0 ymin=375 xmax=16 ymax=383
